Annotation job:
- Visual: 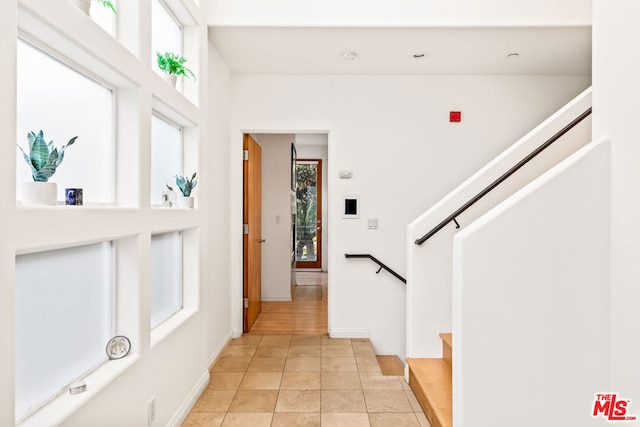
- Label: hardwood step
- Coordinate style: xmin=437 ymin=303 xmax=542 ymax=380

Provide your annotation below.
xmin=440 ymin=333 xmax=452 ymax=367
xmin=376 ymin=355 xmax=405 ymax=376
xmin=406 ymin=358 xmax=452 ymax=427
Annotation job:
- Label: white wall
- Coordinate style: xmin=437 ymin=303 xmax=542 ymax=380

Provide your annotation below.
xmin=593 ymin=0 xmax=640 ymax=403
xmin=296 ymin=135 xmax=329 ymax=272
xmin=452 ymin=139 xmax=610 ymax=427
xmin=0 ymin=1 xmax=17 ymax=424
xmin=206 ymin=38 xmax=234 ymax=363
xmin=207 ymin=0 xmax=591 ymax=27
xmin=254 ymin=133 xmax=293 ymax=301
xmin=406 ymin=88 xmax=592 ymax=358
xmin=229 ymin=73 xmax=591 ymax=357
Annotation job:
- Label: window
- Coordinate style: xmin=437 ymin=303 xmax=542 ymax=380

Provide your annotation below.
xmin=152 ymin=0 xmax=182 ymax=87
xmin=15 ymin=242 xmax=113 ymax=418
xmin=151 ymin=231 xmax=183 ymax=328
xmin=90 ymin=0 xmax=117 ymax=37
xmin=16 ymin=40 xmax=114 ymax=204
xmin=150 ymin=114 xmax=182 ymax=205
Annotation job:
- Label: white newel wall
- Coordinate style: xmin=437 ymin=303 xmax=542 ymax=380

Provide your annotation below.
xmin=229 ymin=74 xmax=590 ymax=357
xmin=593 ymin=0 xmax=640 ymax=402
xmin=452 ymin=139 xmax=610 ymax=427
xmin=406 ymin=88 xmax=592 ymax=358
xmin=255 ymin=134 xmax=294 ymax=301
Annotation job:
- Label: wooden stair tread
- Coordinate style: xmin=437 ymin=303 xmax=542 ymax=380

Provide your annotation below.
xmin=440 ymin=333 xmax=452 ymax=367
xmin=439 ymin=333 xmax=452 ymax=349
xmin=407 ymin=358 xmax=452 ymax=427
xmin=376 ymin=355 xmax=405 ymax=376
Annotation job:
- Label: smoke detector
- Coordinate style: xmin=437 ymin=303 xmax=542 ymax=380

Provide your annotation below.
xmin=340 ymin=51 xmax=358 ymax=61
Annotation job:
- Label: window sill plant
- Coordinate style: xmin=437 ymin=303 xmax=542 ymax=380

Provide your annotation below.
xmin=71 ymin=0 xmax=117 ymax=16
xmin=157 ymin=52 xmax=196 ymax=88
xmin=174 ymin=172 xmax=197 ymax=208
xmin=18 ymin=130 xmax=78 ymax=205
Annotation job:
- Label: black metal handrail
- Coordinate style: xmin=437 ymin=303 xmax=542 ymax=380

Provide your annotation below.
xmin=415 ymin=107 xmax=592 ymax=246
xmin=345 ymin=254 xmax=406 ymax=284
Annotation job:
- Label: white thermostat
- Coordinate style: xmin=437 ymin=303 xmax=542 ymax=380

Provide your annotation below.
xmin=339 ymin=170 xmax=353 ymax=179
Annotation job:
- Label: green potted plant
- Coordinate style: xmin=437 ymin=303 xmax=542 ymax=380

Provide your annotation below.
xmin=17 ymin=130 xmax=78 ymax=205
xmin=96 ymin=0 xmax=117 ymax=14
xmin=175 ymin=172 xmax=197 ymax=208
xmin=157 ymin=52 xmax=196 ymax=88
xmin=71 ymin=0 xmax=117 ymax=16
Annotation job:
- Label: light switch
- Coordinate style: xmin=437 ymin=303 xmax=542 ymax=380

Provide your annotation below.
xmin=367 ymin=219 xmax=379 ymax=230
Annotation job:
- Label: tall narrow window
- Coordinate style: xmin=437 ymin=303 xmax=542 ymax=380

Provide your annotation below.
xmin=295 ymin=160 xmax=322 ymax=269
xmin=16 ymin=40 xmax=114 ymax=204
xmin=15 ymin=242 xmax=113 ymax=418
xmin=90 ymin=0 xmax=117 ymax=36
xmin=151 ymin=231 xmax=183 ymax=328
xmin=152 ymin=0 xmax=182 ymax=88
xmin=150 ymin=114 xmax=182 ymax=205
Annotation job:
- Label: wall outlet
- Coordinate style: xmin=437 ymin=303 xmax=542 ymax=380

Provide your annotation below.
xmin=148 ymin=397 xmax=156 ymax=425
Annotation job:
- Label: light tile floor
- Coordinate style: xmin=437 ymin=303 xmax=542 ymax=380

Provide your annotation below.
xmin=182 ymin=335 xmax=431 ymax=427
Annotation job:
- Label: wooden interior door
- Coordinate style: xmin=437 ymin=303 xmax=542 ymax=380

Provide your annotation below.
xmin=243 ymin=134 xmax=262 ymax=332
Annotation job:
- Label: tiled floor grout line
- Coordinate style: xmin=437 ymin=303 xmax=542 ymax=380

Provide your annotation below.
xmin=185 ymin=335 xmax=430 ymax=427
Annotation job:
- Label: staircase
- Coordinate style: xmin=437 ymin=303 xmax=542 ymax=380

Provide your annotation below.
xmin=406 ymin=333 xmax=452 ymax=427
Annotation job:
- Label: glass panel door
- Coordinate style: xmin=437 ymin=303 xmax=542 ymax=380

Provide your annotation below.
xmin=295 ymin=160 xmax=322 ymax=268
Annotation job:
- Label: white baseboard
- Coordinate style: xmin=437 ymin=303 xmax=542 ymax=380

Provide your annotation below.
xmin=231 ymin=328 xmax=242 ymax=339
xmin=208 ymin=330 xmax=233 ymax=368
xmin=261 ymin=295 xmax=293 ymax=302
xmin=329 ymin=328 xmax=370 ymax=338
xmin=169 ymin=331 xmax=234 ymax=426
xmin=168 ymin=369 xmax=209 ymax=427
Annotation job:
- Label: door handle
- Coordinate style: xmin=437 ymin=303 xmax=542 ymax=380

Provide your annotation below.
xmin=259 ymin=239 xmax=266 ymax=243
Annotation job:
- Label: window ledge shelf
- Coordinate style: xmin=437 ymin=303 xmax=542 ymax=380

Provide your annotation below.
xmin=151 ymin=307 xmax=199 ymax=348
xmin=18 ymin=354 xmax=140 ymax=427
xmin=17 ymin=204 xmax=138 ymax=211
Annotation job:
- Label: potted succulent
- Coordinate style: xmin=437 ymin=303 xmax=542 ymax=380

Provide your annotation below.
xmin=17 ymin=130 xmax=78 ymax=205
xmin=157 ymin=52 xmax=196 ymax=88
xmin=175 ymin=172 xmax=197 ymax=208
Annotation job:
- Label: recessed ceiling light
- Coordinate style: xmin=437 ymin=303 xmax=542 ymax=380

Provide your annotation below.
xmin=412 ymin=52 xmax=429 ymax=59
xmin=340 ymin=51 xmax=358 ymax=61
xmin=506 ymin=53 xmax=520 ymax=59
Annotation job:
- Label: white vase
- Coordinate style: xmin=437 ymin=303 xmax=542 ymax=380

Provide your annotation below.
xmin=177 ymin=196 xmax=194 ymax=208
xmin=162 ymin=73 xmax=177 ymax=88
xmin=20 ymin=182 xmax=58 ymax=206
xmin=70 ymin=0 xmax=91 ymax=15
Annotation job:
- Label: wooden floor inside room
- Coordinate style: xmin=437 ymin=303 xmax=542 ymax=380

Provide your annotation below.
xmin=248 ymin=271 xmax=328 ymax=335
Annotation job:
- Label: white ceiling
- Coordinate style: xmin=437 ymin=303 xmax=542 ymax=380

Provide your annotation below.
xmin=208 ymin=26 xmax=592 ymax=75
